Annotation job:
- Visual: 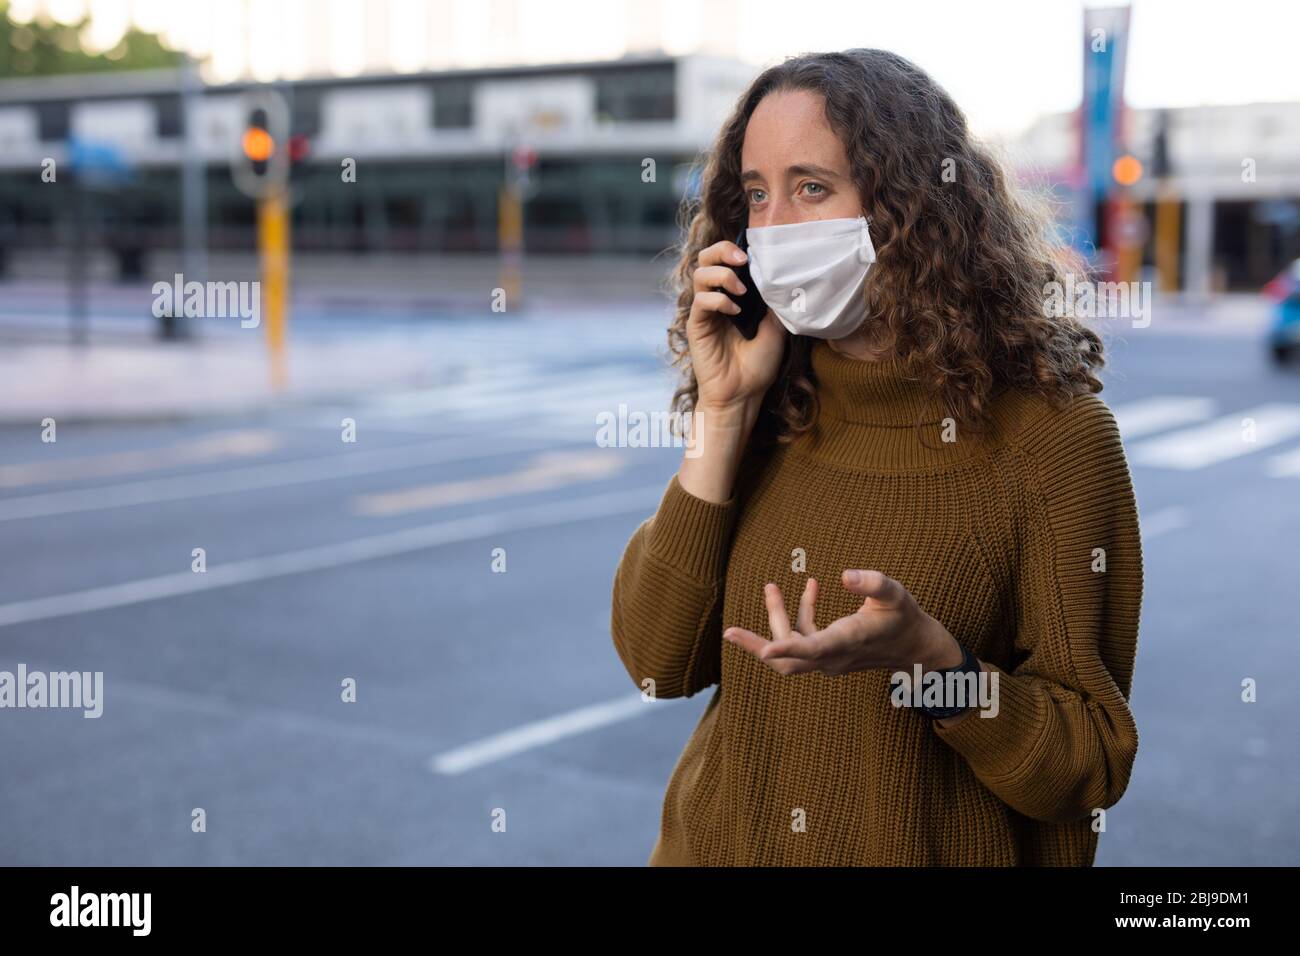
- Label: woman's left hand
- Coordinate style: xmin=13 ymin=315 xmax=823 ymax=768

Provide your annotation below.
xmin=723 ymin=570 xmax=964 ymax=677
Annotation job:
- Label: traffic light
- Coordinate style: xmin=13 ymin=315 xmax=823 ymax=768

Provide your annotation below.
xmin=510 ymin=143 xmax=538 ymax=197
xmin=1112 ymin=154 xmax=1143 ymax=188
xmin=286 ymin=133 xmax=310 ymax=165
xmin=232 ymin=91 xmax=289 ymax=199
xmin=242 ymin=107 xmax=274 ymax=177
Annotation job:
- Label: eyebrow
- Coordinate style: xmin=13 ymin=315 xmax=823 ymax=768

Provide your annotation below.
xmin=740 ymin=163 xmax=844 ymax=184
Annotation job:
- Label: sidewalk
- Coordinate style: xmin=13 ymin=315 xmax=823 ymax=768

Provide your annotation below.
xmin=1141 ymin=292 xmax=1273 ymax=335
xmin=0 ymin=333 xmax=447 ymax=424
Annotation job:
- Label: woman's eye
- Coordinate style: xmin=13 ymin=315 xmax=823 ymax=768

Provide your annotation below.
xmin=747 ymin=189 xmax=767 ymax=205
xmin=802 ymin=182 xmax=825 ymax=197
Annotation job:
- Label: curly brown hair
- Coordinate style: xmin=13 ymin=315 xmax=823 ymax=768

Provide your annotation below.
xmin=665 ymin=48 xmax=1104 ymax=447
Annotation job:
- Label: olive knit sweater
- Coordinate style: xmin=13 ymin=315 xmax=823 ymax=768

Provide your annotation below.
xmin=610 ymin=339 xmax=1143 ymax=866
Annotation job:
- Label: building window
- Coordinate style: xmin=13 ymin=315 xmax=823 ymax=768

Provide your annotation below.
xmin=290 ymin=87 xmax=323 ymax=138
xmin=155 ymin=95 xmax=182 ymax=138
xmin=37 ymin=101 xmax=69 ymax=141
xmin=433 ymin=80 xmax=474 ymax=129
xmin=594 ymin=65 xmax=675 ymax=123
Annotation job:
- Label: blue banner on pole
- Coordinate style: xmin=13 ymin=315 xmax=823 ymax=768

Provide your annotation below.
xmin=1078 ymin=5 xmax=1131 ymax=256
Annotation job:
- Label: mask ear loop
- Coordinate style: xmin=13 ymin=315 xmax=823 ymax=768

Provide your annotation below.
xmin=858 ymin=215 xmax=876 ymax=264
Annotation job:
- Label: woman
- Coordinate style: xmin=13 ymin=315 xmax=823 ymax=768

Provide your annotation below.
xmin=609 ymin=49 xmax=1143 ymax=866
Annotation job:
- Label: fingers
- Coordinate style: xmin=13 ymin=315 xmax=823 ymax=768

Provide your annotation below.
xmin=690 ymin=289 xmax=740 ymax=318
xmin=766 ymin=611 xmax=860 ymax=662
xmin=763 ymin=582 xmax=794 ymax=642
xmin=696 ymin=240 xmax=747 ymax=270
xmin=763 ymin=632 xmax=826 ymax=661
xmin=796 ymin=577 xmax=818 ymax=633
xmin=722 ymin=626 xmax=767 ymax=659
xmin=723 ymin=626 xmax=820 ymax=674
xmin=725 ymin=578 xmax=872 ymax=677
xmin=693 ymin=263 xmax=748 ymax=297
xmin=723 ymin=579 xmax=824 ymax=673
xmin=842 ymin=569 xmax=906 ymax=607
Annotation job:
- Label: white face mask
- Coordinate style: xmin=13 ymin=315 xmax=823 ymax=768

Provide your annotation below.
xmin=745 ymin=215 xmax=876 ymax=339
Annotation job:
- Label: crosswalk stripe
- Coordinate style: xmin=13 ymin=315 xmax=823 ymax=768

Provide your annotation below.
xmin=1111 ymin=396 xmax=1216 ymax=439
xmin=445 ymin=381 xmax=672 ymax=423
xmin=456 ymin=388 xmax=675 ymax=427
xmin=1129 ymin=403 xmax=1300 ymax=470
xmin=366 ymin=368 xmax=668 ymax=419
xmin=1266 ymin=446 xmax=1300 ymax=478
xmin=1139 ymin=506 xmax=1190 ymax=539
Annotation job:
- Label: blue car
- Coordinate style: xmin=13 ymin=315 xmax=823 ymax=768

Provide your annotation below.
xmin=1266 ymin=259 xmax=1300 ymax=364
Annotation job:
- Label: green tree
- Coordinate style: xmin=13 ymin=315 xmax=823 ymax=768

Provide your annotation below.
xmin=0 ymin=0 xmax=182 ymax=78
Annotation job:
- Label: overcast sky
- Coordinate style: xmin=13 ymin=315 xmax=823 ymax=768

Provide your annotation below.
xmin=7 ymin=0 xmax=1296 ymax=136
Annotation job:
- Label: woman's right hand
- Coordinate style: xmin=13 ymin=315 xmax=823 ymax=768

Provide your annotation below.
xmin=688 ymin=240 xmax=786 ymax=417
xmin=677 ymin=241 xmax=786 ymax=504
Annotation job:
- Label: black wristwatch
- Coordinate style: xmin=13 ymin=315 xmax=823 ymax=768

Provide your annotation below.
xmin=918 ymin=643 xmax=982 ymax=719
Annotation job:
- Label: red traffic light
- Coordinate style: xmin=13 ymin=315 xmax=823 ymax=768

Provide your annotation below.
xmin=512 ymin=145 xmax=537 ymax=171
xmin=287 ymin=134 xmax=311 ymax=164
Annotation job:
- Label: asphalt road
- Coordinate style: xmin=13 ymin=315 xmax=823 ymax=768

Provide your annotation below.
xmin=1 ymin=311 xmax=1298 ymax=865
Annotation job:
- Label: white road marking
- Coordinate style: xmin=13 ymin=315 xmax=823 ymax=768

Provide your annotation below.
xmin=0 ymin=433 xmax=569 ymax=522
xmin=0 ymin=484 xmax=663 ymax=628
xmin=1128 ymin=403 xmax=1300 ymax=469
xmin=525 ymin=388 xmax=676 ymax=425
xmin=1140 ymin=506 xmax=1190 ymax=539
xmin=449 ymin=385 xmax=673 ymax=423
xmin=429 ymin=693 xmax=667 ymax=775
xmin=1111 ymin=396 xmax=1216 ymax=440
xmin=365 ymin=368 xmax=666 ymax=419
xmin=1266 ymin=446 xmax=1300 ymax=478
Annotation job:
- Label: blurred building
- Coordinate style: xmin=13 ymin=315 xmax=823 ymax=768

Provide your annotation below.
xmin=1 ymin=52 xmax=1298 ymax=293
xmin=1012 ymin=101 xmax=1300 ymax=292
xmin=0 ymin=52 xmax=755 ymax=277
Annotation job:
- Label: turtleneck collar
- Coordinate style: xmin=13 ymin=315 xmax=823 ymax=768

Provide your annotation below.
xmin=786 ymin=339 xmax=987 ymax=473
xmin=810 ymin=339 xmax=948 ymax=427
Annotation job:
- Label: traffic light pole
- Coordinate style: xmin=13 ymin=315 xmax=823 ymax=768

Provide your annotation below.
xmin=179 ymin=56 xmax=207 ymax=340
xmin=498 ymin=181 xmax=522 ymax=307
xmin=68 ymin=167 xmax=88 ymax=345
xmin=234 ymin=88 xmax=293 ymax=391
xmin=258 ymin=188 xmax=290 ymax=391
xmin=498 ymin=138 xmax=536 ymax=310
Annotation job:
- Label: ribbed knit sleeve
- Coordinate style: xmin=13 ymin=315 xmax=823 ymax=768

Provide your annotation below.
xmin=609 ymin=473 xmax=742 ymax=699
xmin=932 ymin=394 xmax=1143 ymax=825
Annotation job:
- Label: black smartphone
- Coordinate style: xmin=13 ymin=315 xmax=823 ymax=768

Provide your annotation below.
xmin=722 ymin=228 xmax=768 ymax=340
